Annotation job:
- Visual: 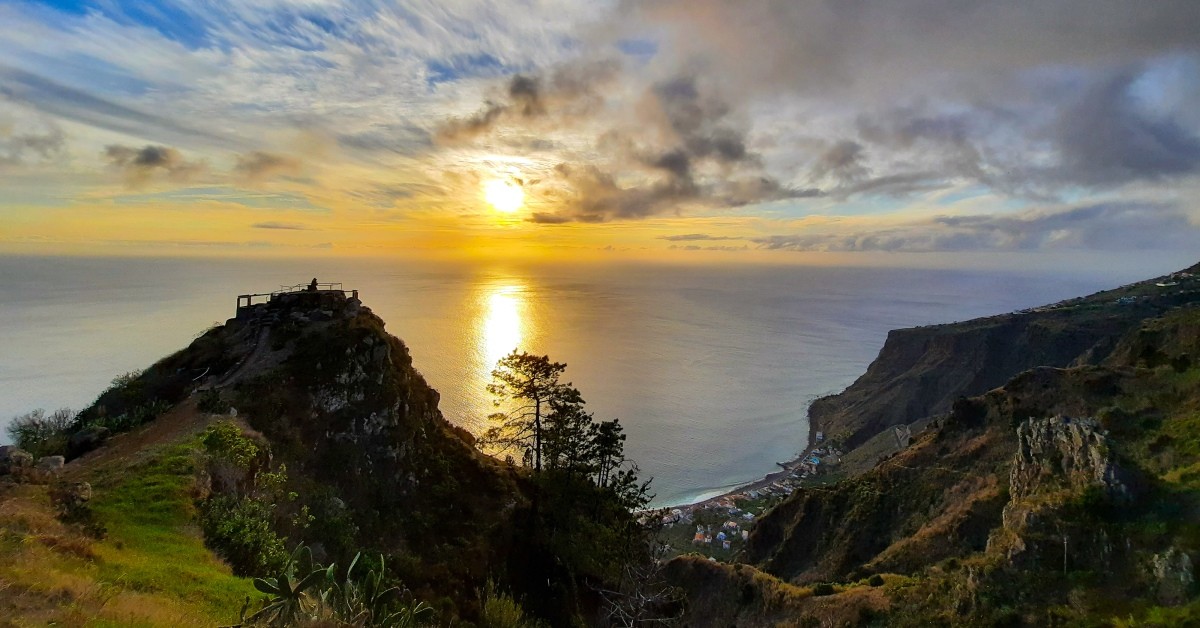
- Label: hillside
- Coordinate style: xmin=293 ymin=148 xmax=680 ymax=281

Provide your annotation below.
xmin=809 ymin=263 xmax=1200 ymax=450
xmin=3 ymin=287 xmax=653 ymax=626
xmin=665 ymin=264 xmax=1200 ymax=627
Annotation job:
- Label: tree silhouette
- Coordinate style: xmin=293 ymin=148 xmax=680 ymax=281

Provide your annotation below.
xmin=483 ymin=350 xmax=580 ymax=471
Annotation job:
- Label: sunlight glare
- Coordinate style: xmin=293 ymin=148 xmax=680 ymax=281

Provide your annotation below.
xmin=483 ymin=179 xmax=524 ymax=213
xmin=483 ymin=285 xmax=523 ymax=369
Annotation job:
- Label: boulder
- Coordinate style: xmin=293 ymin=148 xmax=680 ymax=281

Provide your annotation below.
xmin=67 ymin=425 xmax=110 ymax=459
xmin=50 ymin=481 xmax=93 ymax=517
xmin=0 ymin=445 xmax=34 ymax=475
xmin=36 ymin=455 xmax=66 ymax=473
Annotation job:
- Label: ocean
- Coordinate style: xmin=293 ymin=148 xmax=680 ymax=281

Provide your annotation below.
xmin=0 ymin=254 xmax=1159 ymax=505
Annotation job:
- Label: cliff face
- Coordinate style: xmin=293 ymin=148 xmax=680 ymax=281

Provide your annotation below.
xmin=809 ymin=268 xmax=1200 ymax=450
xmin=672 ymin=277 xmax=1200 ymax=627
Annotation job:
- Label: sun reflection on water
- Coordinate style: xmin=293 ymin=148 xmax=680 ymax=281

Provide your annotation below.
xmin=482 ymin=284 xmax=524 ymax=376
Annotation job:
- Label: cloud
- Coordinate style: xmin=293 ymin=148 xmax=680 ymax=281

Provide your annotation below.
xmin=251 ymin=221 xmax=311 ymax=230
xmin=658 ymin=233 xmax=744 ymax=242
xmin=1050 ymin=72 xmax=1200 ymax=185
xmin=749 ymin=202 xmax=1200 ymax=253
xmin=5 ymin=0 xmax=1200 ymax=255
xmin=437 ymin=61 xmax=619 ymax=141
xmin=233 ymin=151 xmax=301 ymax=182
xmin=809 ymin=140 xmax=867 ymax=185
xmin=627 ymin=0 xmax=1200 ymax=99
xmin=450 ymin=71 xmax=812 ymax=222
xmin=104 ymin=144 xmax=205 ymax=186
xmin=0 ymin=65 xmax=235 ymax=148
xmin=668 ymin=243 xmax=749 ymax=251
xmin=0 ymin=110 xmax=65 ymax=166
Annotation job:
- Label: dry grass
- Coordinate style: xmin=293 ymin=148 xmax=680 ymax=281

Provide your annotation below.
xmin=1 ymin=433 xmax=257 ymax=627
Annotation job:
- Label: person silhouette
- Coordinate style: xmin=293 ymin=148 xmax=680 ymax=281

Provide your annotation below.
xmin=308 ymin=277 xmax=318 ymax=292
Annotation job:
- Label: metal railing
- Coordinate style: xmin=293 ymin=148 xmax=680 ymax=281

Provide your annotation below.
xmin=236 ymin=282 xmax=353 ymax=311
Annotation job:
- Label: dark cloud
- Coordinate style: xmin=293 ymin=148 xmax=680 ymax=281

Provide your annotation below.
xmin=437 ymin=61 xmax=619 ymax=141
xmin=651 ymin=76 xmax=750 ymax=164
xmin=669 ymin=244 xmax=749 ymax=251
xmin=251 ymin=221 xmax=311 ymax=230
xmin=809 ymin=140 xmax=868 ymax=185
xmin=529 ymin=212 xmax=572 ymax=224
xmin=750 ymin=202 xmax=1199 ymax=253
xmin=658 ymin=233 xmax=744 ymax=242
xmin=346 ymin=183 xmax=434 ymax=208
xmin=720 ymin=177 xmax=822 ymax=206
xmin=508 ymin=74 xmax=544 ymax=117
xmin=233 ymin=151 xmax=301 ymax=182
xmin=104 ymin=144 xmax=204 ymax=186
xmin=628 ymin=0 xmax=1200 ymax=99
xmin=1051 ymin=72 xmax=1200 ymax=185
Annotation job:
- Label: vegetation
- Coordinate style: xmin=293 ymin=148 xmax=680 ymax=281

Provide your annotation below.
xmin=0 ymin=439 xmax=259 ymax=625
xmin=484 ymin=350 xmax=651 ymax=511
xmin=5 ymin=407 xmax=73 ymax=457
xmin=197 ymin=421 xmax=289 ymax=576
xmin=237 ymin=545 xmax=433 ymax=627
xmin=482 ymin=350 xmax=578 ymax=471
xmin=479 ymin=350 xmax=666 ymax=624
xmin=479 ymin=581 xmax=547 ymax=628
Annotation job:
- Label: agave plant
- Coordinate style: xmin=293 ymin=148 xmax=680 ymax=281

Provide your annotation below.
xmin=233 ymin=545 xmax=434 ymax=628
xmin=335 ymin=553 xmax=433 ymax=627
xmin=245 ymin=545 xmax=334 ymax=627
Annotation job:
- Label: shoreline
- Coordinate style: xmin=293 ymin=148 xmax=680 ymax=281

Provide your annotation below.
xmin=668 ymin=414 xmax=821 ymax=511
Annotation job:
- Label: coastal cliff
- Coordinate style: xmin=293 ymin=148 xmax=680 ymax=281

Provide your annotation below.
xmin=666 ymin=268 xmax=1200 ymax=627
xmin=809 ymin=262 xmax=1200 ymax=450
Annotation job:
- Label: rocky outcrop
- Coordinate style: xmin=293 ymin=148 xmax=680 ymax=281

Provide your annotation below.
xmin=984 ymin=416 xmax=1132 ymax=571
xmin=1009 ymin=416 xmax=1129 ymax=502
xmin=190 ymin=288 xmax=527 ymax=604
xmin=808 ymin=309 xmax=1154 ymax=449
xmin=1150 ymin=547 xmax=1195 ymax=606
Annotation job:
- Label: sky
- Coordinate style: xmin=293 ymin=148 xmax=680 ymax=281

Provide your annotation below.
xmin=2 ymin=0 xmax=1200 ymax=265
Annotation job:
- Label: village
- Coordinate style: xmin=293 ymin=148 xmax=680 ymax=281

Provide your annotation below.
xmin=656 ymin=434 xmax=844 ymax=561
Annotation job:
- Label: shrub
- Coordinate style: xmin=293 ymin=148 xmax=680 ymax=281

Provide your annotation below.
xmin=868 ymin=574 xmax=885 ymax=587
xmin=199 ymin=494 xmax=288 ymax=576
xmin=197 ymin=389 xmax=232 ymax=414
xmin=6 ymin=408 xmax=73 ymax=458
xmin=812 ymin=583 xmax=836 ymax=597
xmin=480 ymin=581 xmax=546 ymax=628
xmin=202 ymin=421 xmax=260 ymax=468
xmin=198 ymin=422 xmax=287 ymax=576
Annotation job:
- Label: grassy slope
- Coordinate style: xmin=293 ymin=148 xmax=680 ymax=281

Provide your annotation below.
xmin=0 ymin=439 xmax=257 ymax=627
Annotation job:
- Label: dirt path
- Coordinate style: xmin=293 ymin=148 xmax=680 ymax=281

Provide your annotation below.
xmin=212 ymin=326 xmax=271 ymax=389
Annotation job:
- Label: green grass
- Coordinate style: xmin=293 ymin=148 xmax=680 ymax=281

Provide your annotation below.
xmin=0 ymin=439 xmax=259 ymax=627
xmin=87 ymin=442 xmax=260 ymax=622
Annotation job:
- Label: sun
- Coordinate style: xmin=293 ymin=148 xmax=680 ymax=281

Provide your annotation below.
xmin=483 ymin=178 xmax=524 ymax=213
